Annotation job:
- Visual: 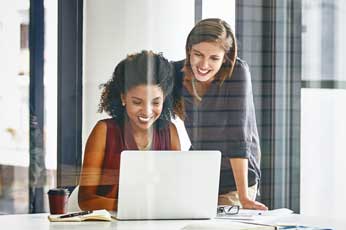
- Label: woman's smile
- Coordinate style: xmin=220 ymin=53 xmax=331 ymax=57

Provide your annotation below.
xmin=138 ymin=115 xmax=154 ymax=123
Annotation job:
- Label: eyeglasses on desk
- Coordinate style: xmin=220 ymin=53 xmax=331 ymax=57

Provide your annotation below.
xmin=217 ymin=205 xmax=240 ymax=215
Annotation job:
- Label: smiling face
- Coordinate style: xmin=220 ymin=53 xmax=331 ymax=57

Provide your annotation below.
xmin=189 ymin=41 xmax=226 ymax=82
xmin=121 ymin=84 xmax=164 ymax=132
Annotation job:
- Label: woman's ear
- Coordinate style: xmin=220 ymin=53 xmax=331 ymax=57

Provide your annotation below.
xmin=224 ymin=52 xmax=232 ymax=64
xmin=186 ymin=48 xmax=191 ymax=57
xmin=223 ymin=52 xmax=229 ymax=63
xmin=121 ymin=94 xmax=126 ymax=106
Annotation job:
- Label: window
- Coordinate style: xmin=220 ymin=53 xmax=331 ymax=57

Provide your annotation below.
xmin=0 ymin=0 xmax=57 ymax=214
xmin=0 ymin=1 xmax=31 ymax=214
xmin=300 ymin=0 xmax=346 ymax=219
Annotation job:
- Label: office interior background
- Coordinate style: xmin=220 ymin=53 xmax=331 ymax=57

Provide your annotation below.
xmin=1 ymin=0 xmax=345 ymax=219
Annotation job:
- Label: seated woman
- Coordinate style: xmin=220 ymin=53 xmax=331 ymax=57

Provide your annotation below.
xmin=78 ymin=51 xmax=182 ymax=211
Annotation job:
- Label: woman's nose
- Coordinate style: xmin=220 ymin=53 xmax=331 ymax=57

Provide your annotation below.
xmin=143 ymin=103 xmax=153 ymax=115
xmin=199 ymin=58 xmax=209 ymax=68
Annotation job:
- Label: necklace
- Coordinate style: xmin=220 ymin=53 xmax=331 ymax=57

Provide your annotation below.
xmin=191 ymin=78 xmax=202 ymax=101
xmin=137 ymin=128 xmax=153 ymax=150
xmin=140 ymin=134 xmax=153 ymax=150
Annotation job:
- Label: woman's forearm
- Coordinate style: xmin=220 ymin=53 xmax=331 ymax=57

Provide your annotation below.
xmin=78 ymin=187 xmax=117 ymax=211
xmin=229 ymin=158 xmax=249 ymax=201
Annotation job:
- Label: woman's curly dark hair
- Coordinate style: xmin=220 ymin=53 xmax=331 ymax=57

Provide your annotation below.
xmin=98 ymin=50 xmax=183 ymax=128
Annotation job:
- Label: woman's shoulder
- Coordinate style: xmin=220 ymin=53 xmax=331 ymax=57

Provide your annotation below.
xmin=99 ymin=118 xmax=120 ymax=127
xmin=167 ymin=121 xmax=177 ymax=131
xmin=172 ymin=59 xmax=185 ymax=69
xmin=234 ymin=57 xmax=250 ymax=71
xmin=227 ymin=57 xmax=251 ymax=81
xmin=168 ymin=122 xmax=180 ymax=150
xmin=172 ymin=59 xmax=185 ymax=79
xmin=93 ymin=118 xmax=122 ymax=134
xmin=165 ymin=122 xmax=178 ymax=138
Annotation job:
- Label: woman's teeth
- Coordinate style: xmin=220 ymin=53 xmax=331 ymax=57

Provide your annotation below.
xmin=197 ymin=68 xmax=210 ymax=75
xmin=138 ymin=116 xmax=152 ymax=122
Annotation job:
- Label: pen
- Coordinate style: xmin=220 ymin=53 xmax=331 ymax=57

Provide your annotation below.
xmin=59 ymin=210 xmax=93 ymax=218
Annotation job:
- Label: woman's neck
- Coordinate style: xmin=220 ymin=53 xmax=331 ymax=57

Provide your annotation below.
xmin=129 ymin=122 xmax=153 ymax=150
xmin=188 ymin=76 xmax=214 ymax=101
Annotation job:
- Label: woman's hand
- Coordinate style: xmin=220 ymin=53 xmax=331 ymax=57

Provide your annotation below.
xmin=240 ymin=196 xmax=268 ymax=210
xmin=230 ymin=158 xmax=268 ymax=210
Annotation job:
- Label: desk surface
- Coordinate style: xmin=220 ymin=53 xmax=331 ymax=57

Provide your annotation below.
xmin=0 ymin=213 xmax=344 ymax=229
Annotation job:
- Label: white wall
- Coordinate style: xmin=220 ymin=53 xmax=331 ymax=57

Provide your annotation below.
xmin=83 ymin=0 xmax=194 ymax=150
xmin=300 ymin=0 xmax=346 ymax=218
xmin=0 ymin=0 xmax=29 ymax=167
xmin=202 ymin=0 xmax=235 ymax=31
xmin=300 ymin=89 xmax=346 ymax=219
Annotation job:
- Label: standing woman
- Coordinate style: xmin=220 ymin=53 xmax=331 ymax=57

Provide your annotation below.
xmin=173 ymin=18 xmax=267 ymax=210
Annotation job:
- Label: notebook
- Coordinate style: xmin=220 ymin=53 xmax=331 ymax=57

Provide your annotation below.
xmin=116 ymin=150 xmax=221 ymax=220
xmin=48 ymin=209 xmax=112 ymax=222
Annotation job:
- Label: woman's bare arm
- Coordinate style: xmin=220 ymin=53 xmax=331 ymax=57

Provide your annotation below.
xmin=78 ymin=121 xmax=118 ymax=211
xmin=169 ymin=123 xmax=181 ymax=150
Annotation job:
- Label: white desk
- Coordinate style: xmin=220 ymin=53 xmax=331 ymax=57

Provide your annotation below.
xmin=0 ymin=214 xmax=199 ymax=230
xmin=0 ymin=213 xmax=344 ymax=229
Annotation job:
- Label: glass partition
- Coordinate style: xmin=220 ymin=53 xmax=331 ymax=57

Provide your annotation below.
xmin=0 ymin=0 xmax=57 ymax=214
xmin=3 ymin=0 xmax=345 ymax=218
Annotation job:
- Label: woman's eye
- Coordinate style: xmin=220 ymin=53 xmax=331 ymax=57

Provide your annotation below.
xmin=211 ymin=57 xmax=221 ymax=61
xmin=132 ymin=101 xmax=141 ymax=105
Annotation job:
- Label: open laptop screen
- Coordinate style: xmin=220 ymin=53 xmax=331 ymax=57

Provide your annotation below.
xmin=116 ymin=150 xmax=221 ymax=220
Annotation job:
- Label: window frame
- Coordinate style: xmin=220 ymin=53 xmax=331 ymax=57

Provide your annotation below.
xmin=57 ymin=0 xmax=83 ymax=191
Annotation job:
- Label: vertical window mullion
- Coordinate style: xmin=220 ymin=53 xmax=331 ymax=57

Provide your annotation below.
xmin=29 ymin=0 xmax=45 ymax=213
xmin=57 ymin=0 xmax=83 ymax=192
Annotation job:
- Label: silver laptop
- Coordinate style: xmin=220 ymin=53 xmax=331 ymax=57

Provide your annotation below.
xmin=116 ymin=150 xmax=221 ymax=220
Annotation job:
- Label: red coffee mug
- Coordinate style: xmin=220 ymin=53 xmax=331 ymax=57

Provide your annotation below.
xmin=47 ymin=188 xmax=69 ymax=214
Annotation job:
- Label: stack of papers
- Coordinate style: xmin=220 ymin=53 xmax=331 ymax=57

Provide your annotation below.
xmin=202 ymin=208 xmax=333 ymax=230
xmin=216 ymin=208 xmax=293 ymax=224
xmin=182 ymin=220 xmax=275 ymax=230
xmin=216 ymin=208 xmax=294 ymax=221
